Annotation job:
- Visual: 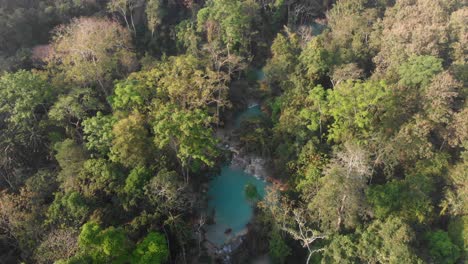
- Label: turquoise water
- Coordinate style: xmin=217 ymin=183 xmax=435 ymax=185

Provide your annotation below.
xmin=234 ymin=104 xmax=263 ymax=128
xmin=311 ymin=22 xmax=326 ymax=36
xmin=256 ymin=69 xmax=266 ymax=81
xmin=205 ymin=166 xmax=268 ymax=246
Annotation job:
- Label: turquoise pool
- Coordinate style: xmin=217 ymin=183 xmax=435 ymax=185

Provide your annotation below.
xmin=205 ymin=165 xmax=268 ymax=246
xmin=234 ymin=104 xmax=263 ymax=128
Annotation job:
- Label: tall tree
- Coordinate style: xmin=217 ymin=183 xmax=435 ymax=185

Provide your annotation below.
xmin=48 ymin=17 xmax=136 ymax=100
xmin=197 ymin=0 xmax=259 ymax=55
xmin=152 ymin=104 xmax=218 ymax=182
xmin=0 ymin=70 xmax=53 ymax=189
xmin=308 ymin=143 xmax=372 ymax=231
xmin=110 ymin=111 xmax=153 ymax=168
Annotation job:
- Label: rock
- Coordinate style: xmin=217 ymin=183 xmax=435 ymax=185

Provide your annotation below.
xmin=224 ymin=228 xmax=232 ymax=234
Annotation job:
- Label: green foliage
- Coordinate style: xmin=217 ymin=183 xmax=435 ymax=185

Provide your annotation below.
xmin=293 ymin=140 xmax=326 ymax=193
xmin=0 ymin=70 xmax=52 ymax=126
xmin=299 ymin=85 xmax=327 ymax=133
xmin=298 ymin=37 xmax=331 ymax=82
xmin=269 ymin=229 xmax=291 ymax=264
xmin=47 ymin=191 xmax=90 ymax=227
xmin=110 ymin=111 xmax=153 ymax=168
xmin=326 ymin=0 xmax=380 ymax=65
xmin=111 ymin=75 xmax=156 ymax=112
xmin=154 ymin=55 xmax=230 ymax=112
xmin=48 ymin=87 xmax=103 ymax=134
xmin=244 ymin=183 xmax=260 ymax=202
xmin=78 ymin=222 xmax=131 ymax=264
xmin=197 ymin=0 xmax=258 ymax=53
xmin=264 ymin=32 xmax=300 ymax=88
xmin=447 ymin=216 xmax=467 ymax=261
xmin=122 ymin=166 xmax=153 ymax=209
xmin=152 ymin=104 xmax=218 ymax=180
xmin=441 ymin=151 xmax=468 ymax=216
xmin=54 ymin=139 xmax=88 ymax=191
xmin=82 ymin=112 xmax=116 ymax=155
xmin=398 ymin=56 xmax=443 ymax=88
xmin=1 ymin=0 xmax=467 ymax=262
xmin=124 ymin=166 xmax=152 ymax=196
xmin=358 ymin=217 xmax=422 ymax=264
xmin=425 ymin=230 xmax=461 ymax=264
xmin=322 ymin=235 xmax=358 ymax=264
xmin=327 ymin=80 xmax=391 ymax=142
xmin=367 ymin=156 xmax=447 ymax=224
xmin=131 ymin=232 xmax=169 ymax=264
xmin=78 ymin=158 xmax=124 ymax=198
xmin=175 ymin=20 xmax=199 ymax=54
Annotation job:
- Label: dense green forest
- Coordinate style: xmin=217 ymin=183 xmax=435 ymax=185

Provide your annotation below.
xmin=0 ymin=0 xmax=466 ymax=263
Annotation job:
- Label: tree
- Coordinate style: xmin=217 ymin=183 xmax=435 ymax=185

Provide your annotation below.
xmin=447 ymin=106 xmax=468 ymax=149
xmin=0 ymin=188 xmax=45 ymax=261
xmin=297 ymin=37 xmax=331 ymax=82
xmin=245 ymin=183 xmax=260 ymax=202
xmin=390 ymin=116 xmax=435 ymax=164
xmin=448 ymin=8 xmax=468 ymax=64
xmin=308 ymin=143 xmax=371 ymax=231
xmin=122 ymin=165 xmax=153 ymax=209
xmin=110 ymin=111 xmax=153 ymax=168
xmin=77 ymin=222 xmax=131 ymax=264
xmin=358 ymin=217 xmax=422 ymax=264
xmin=48 ymin=17 xmax=136 ymax=100
xmin=152 ymin=104 xmax=218 ymax=182
xmin=299 ymin=85 xmax=327 ymax=140
xmin=425 ymin=230 xmax=461 ymax=264
xmin=292 ymin=140 xmax=327 ymax=195
xmin=144 ymin=169 xmax=192 ymax=214
xmin=146 ymin=0 xmax=165 ymax=37
xmin=46 ymin=191 xmax=90 ymax=227
xmin=0 ymin=70 xmax=53 ymax=188
xmin=110 ymin=68 xmax=158 ymax=113
xmin=131 ymin=232 xmax=169 ymax=264
xmin=197 ymin=0 xmax=259 ymax=54
xmin=330 ymin=63 xmax=364 ymax=87
xmin=107 ymin=0 xmax=142 ymax=34
xmin=321 ymin=234 xmax=359 ymax=264
xmin=48 ymin=87 xmax=104 ymax=138
xmin=326 ymin=0 xmax=380 ymax=66
xmin=238 ymin=115 xmax=272 ymax=156
xmin=77 ymin=158 xmax=124 ymax=198
xmin=54 ymin=139 xmax=88 ymax=192
xmin=260 ymin=188 xmax=325 ymax=264
xmin=34 ymin=228 xmax=79 ymax=264
xmin=0 ymin=70 xmax=51 ymax=128
xmin=327 ymin=80 xmax=391 ymax=143
xmin=82 ymin=112 xmax=116 ymax=156
xmin=441 ymin=151 xmax=468 ymax=216
xmin=264 ymin=31 xmax=301 ymax=89
xmin=156 ymin=55 xmax=230 ymax=117
xmin=176 ymin=20 xmax=200 ymax=54
xmin=422 ymin=71 xmax=462 ymax=124
xmin=269 ymin=228 xmax=292 ymax=264
xmin=398 ymin=55 xmax=443 ymax=88
xmin=374 ymin=0 xmax=456 ymax=72
xmin=368 ymin=154 xmax=447 ymax=223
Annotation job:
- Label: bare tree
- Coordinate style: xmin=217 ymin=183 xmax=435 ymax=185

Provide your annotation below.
xmin=261 ymin=187 xmax=326 ymax=264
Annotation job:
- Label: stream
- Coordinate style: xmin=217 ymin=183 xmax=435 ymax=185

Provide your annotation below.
xmin=204 ymin=91 xmax=269 ymax=251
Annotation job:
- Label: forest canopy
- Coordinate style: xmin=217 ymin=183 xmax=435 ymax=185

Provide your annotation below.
xmin=0 ymin=0 xmax=466 ymax=263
